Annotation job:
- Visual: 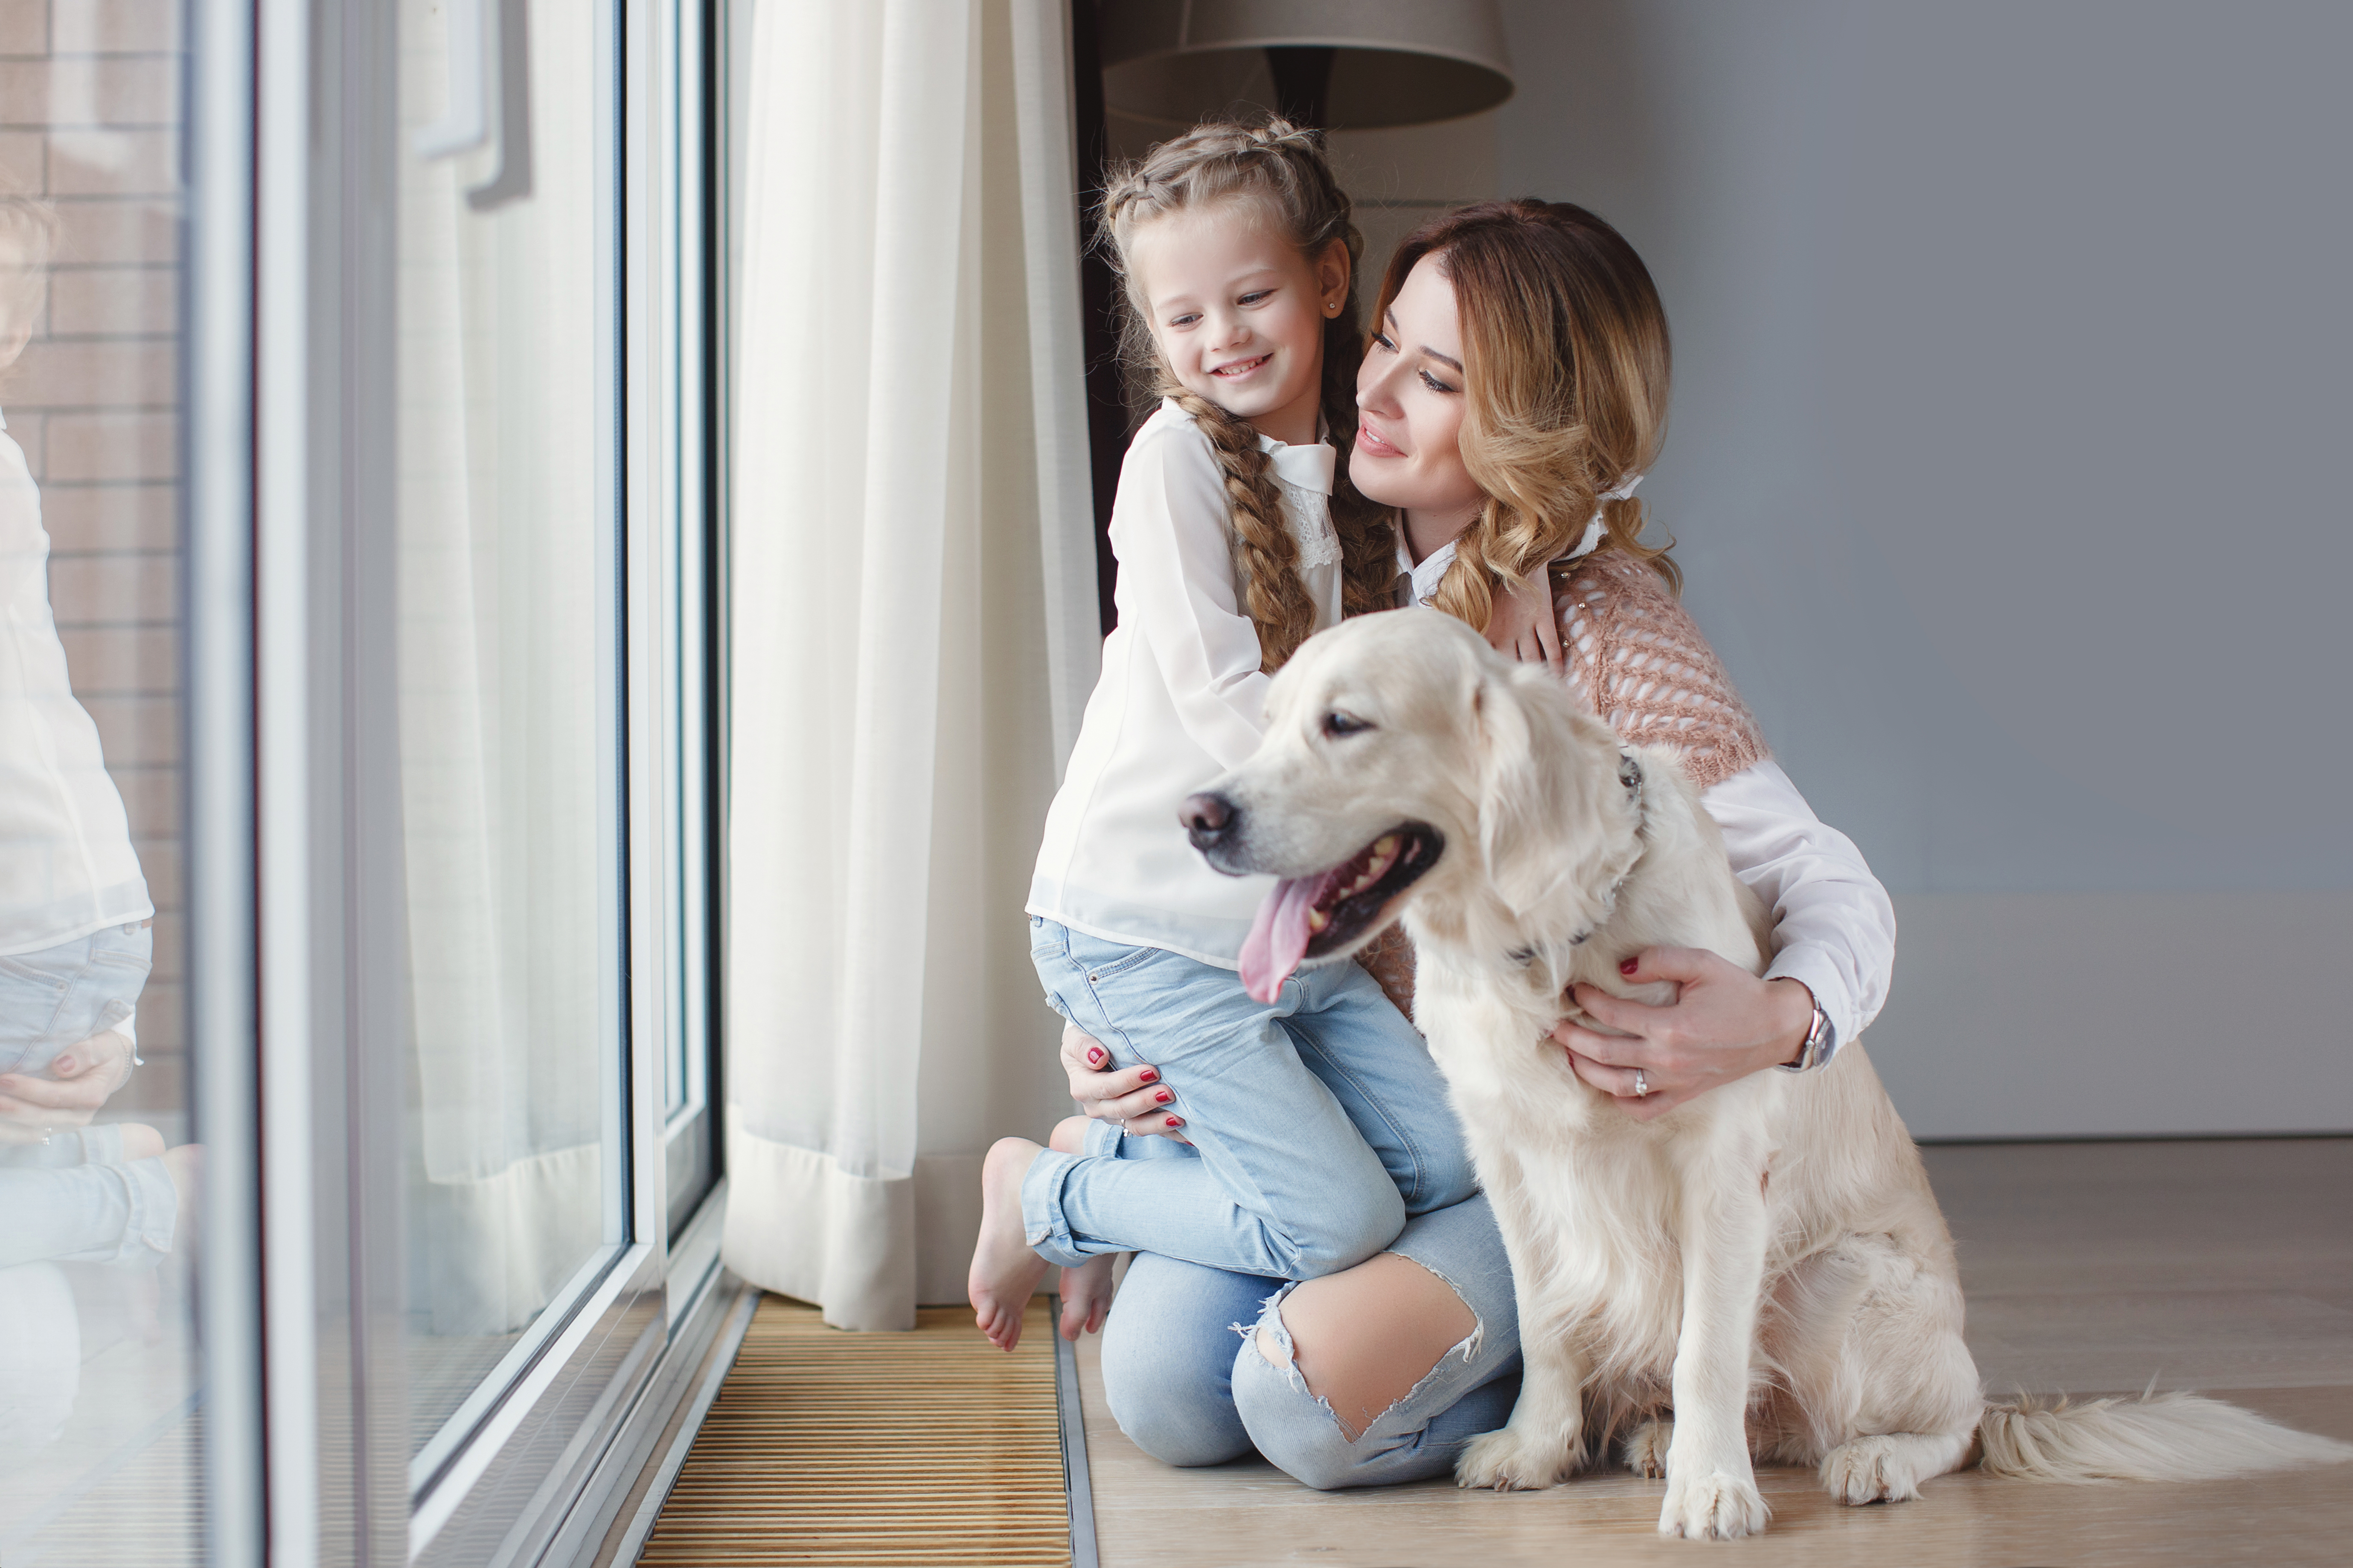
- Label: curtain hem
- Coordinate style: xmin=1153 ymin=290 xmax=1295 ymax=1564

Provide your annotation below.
xmin=722 ymin=1111 xmax=992 ymax=1331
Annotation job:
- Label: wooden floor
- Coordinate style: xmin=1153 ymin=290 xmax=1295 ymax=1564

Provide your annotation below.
xmin=1074 ymin=1138 xmax=2353 ymax=1566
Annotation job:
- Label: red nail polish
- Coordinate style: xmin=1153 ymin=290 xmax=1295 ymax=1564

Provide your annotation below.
xmin=1137 ymin=1068 xmax=1158 ymax=1083
xmin=1619 ymin=957 xmax=1639 ymax=976
xmin=1088 ymin=1048 xmax=1106 ymax=1066
xmin=1165 ymin=1115 xmax=1184 ymax=1129
xmin=1154 ymin=1089 xmax=1172 ymax=1104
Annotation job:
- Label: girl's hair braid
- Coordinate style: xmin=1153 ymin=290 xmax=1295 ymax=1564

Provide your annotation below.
xmin=1098 ymin=117 xmax=1398 ymax=672
xmin=1165 ymin=385 xmax=1312 ymax=671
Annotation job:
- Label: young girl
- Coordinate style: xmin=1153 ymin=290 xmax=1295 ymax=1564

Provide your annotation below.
xmin=0 ymin=192 xmax=184 ymax=1279
xmin=966 ymin=121 xmax=1481 ymax=1352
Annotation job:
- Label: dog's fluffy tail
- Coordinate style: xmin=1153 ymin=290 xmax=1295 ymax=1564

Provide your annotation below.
xmin=1977 ymin=1389 xmax=2353 ymax=1484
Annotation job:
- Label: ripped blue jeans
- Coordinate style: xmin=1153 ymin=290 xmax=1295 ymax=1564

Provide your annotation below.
xmin=1099 ymin=1191 xmax=1524 ymax=1489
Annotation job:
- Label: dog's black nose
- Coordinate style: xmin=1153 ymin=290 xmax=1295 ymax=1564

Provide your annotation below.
xmin=1181 ymin=792 xmax=1238 ymax=850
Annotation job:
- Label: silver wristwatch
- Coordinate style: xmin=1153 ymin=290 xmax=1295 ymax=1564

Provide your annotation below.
xmin=1778 ymin=996 xmax=1835 ymax=1072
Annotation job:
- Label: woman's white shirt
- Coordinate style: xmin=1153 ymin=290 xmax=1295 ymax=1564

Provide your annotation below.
xmin=1396 ymin=534 xmax=1894 ymax=1048
xmin=1028 ymin=400 xmax=1342 ymax=967
xmin=1699 ymin=761 xmax=1895 ymax=1048
xmin=0 ymin=410 xmax=154 ymax=956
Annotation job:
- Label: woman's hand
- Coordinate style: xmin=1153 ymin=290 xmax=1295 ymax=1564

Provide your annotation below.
xmin=0 ymin=1029 xmax=137 ymax=1144
xmin=1059 ymin=1022 xmax=1189 ymax=1141
xmin=1483 ymin=571 xmax=1565 ymax=672
xmin=1553 ymin=950 xmax=1813 ymax=1121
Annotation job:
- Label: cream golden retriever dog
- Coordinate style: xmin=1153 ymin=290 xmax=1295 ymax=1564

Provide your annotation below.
xmin=1190 ymin=610 xmax=2350 ymax=1540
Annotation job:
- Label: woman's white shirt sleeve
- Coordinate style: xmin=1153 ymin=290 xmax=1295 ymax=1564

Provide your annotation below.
xmin=1107 ymin=424 xmax=1277 ymax=770
xmin=1700 ymin=760 xmax=1896 ymax=1048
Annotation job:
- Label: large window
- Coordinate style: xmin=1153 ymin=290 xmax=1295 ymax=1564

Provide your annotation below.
xmin=9 ymin=0 xmax=729 ymax=1562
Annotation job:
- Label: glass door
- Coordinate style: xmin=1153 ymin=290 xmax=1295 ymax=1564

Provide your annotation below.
xmin=233 ymin=0 xmax=725 ymax=1562
xmin=395 ymin=0 xmax=630 ymax=1484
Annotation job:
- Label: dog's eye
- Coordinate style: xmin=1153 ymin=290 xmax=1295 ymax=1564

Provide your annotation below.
xmin=1322 ymin=711 xmax=1372 ymax=738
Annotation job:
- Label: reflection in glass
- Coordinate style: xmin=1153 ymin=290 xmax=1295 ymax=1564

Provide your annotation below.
xmin=397 ymin=0 xmax=613 ymax=1457
xmin=0 ymin=6 xmax=200 ymax=1559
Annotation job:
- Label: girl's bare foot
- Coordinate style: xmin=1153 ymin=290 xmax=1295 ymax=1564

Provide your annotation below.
xmin=1058 ymin=1254 xmax=1115 ymax=1341
xmin=968 ymin=1136 xmax=1050 ymax=1352
xmin=1043 ymin=1117 xmax=1117 ymax=1339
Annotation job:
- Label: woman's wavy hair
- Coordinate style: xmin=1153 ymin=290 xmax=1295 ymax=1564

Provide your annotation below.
xmin=1098 ymin=117 xmax=1398 ymax=671
xmin=1375 ymin=200 xmax=1678 ymax=636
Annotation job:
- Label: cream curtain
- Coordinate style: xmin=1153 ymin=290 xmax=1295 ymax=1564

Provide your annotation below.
xmin=724 ymin=0 xmax=1099 ymax=1330
xmin=396 ymin=0 xmax=606 ymax=1337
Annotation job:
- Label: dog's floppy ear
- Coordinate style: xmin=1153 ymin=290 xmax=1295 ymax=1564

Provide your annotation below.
xmin=1474 ymin=666 xmax=1582 ymax=919
xmin=1474 ymin=664 xmax=1630 ymax=926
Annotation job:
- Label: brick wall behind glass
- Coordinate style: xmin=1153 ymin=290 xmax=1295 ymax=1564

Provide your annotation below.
xmin=1 ymin=0 xmax=186 ymax=1118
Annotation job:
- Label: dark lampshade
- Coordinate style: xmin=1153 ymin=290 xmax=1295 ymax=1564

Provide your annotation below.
xmin=1101 ymin=0 xmax=1514 ymax=131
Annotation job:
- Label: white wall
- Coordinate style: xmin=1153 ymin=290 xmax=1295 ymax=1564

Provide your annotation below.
xmin=1494 ymin=1 xmax=2353 ymax=1137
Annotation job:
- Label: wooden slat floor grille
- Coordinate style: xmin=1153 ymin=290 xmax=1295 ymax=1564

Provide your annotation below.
xmin=637 ymin=1296 xmax=1070 ymax=1568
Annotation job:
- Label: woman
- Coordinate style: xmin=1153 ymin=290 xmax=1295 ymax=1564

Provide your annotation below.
xmin=1061 ymin=200 xmax=1895 ymax=1488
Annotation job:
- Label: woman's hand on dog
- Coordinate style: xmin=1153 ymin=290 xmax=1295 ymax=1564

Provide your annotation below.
xmin=1555 ymin=950 xmax=1815 ymax=1121
xmin=1061 ymin=1023 xmax=1190 ymax=1142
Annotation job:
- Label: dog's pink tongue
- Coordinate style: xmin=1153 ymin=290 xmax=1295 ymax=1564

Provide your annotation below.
xmin=1240 ymin=875 xmax=1326 ymax=1004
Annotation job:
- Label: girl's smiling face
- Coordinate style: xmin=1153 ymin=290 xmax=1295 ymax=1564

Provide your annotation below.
xmin=1127 ymin=198 xmax=1348 ymax=448
xmin=1353 ymin=251 xmax=1484 ymax=538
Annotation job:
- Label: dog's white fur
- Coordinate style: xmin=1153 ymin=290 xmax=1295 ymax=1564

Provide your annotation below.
xmin=1203 ymin=611 xmax=2353 ymax=1540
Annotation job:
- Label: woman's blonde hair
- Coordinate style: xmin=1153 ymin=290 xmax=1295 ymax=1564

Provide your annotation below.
xmin=1374 ymin=200 xmax=1678 ymax=636
xmin=1098 ymin=118 xmax=1397 ymax=671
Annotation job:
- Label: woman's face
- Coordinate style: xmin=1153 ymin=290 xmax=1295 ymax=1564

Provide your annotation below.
xmin=1352 ymin=252 xmax=1482 ymax=523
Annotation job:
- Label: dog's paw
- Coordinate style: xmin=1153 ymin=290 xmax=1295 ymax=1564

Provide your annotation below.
xmin=1456 ymin=1426 xmax=1573 ymax=1492
xmin=1820 ymin=1435 xmax=1929 ymax=1505
xmin=1658 ymin=1469 xmax=1770 ymax=1540
xmin=1624 ymin=1418 xmax=1673 ymax=1479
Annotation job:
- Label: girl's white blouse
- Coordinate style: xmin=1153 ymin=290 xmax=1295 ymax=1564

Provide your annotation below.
xmin=0 ymin=412 xmax=154 ymax=956
xmin=1029 ymin=400 xmax=1344 ymax=966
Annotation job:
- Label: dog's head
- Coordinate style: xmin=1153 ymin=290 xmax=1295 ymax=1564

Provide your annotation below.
xmin=1188 ymin=610 xmax=1643 ymax=1002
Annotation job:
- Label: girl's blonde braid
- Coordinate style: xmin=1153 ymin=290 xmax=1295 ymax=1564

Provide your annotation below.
xmin=1163 ymin=385 xmax=1318 ymax=672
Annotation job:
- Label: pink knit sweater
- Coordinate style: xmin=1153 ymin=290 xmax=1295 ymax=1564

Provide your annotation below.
xmin=1555 ymin=548 xmax=1768 ymax=791
xmin=1356 ymin=546 xmax=1769 ymax=1016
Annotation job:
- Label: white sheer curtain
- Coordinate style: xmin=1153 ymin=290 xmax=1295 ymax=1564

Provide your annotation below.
xmin=396 ymin=0 xmax=606 ymax=1339
xmin=725 ymin=0 xmax=1099 ymax=1330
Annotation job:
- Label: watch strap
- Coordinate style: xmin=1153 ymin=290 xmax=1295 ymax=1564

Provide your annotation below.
xmin=1778 ymin=997 xmax=1834 ymax=1072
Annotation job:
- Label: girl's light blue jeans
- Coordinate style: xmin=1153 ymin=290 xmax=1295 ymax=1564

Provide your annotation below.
xmin=1025 ymin=918 xmax=1476 ymax=1280
xmin=1104 ymin=1191 xmax=1525 ymax=1489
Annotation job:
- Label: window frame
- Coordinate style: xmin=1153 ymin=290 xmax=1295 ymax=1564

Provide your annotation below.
xmin=203 ymin=0 xmax=732 ymax=1562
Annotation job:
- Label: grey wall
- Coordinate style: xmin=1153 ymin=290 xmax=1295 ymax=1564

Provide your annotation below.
xmin=1495 ymin=1 xmax=2353 ymax=1136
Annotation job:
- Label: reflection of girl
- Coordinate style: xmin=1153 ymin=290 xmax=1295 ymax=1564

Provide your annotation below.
xmin=0 ymin=195 xmax=180 ymax=1275
xmin=1063 ymin=202 xmax=1896 ymax=1487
